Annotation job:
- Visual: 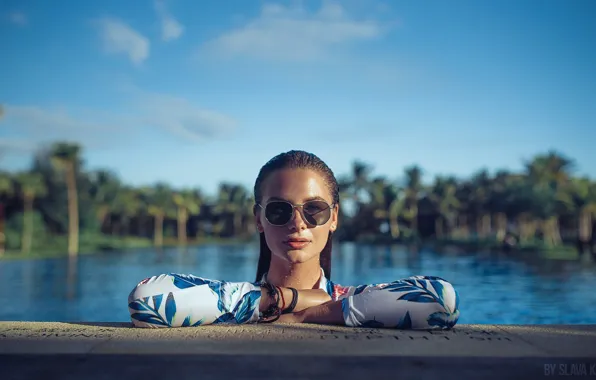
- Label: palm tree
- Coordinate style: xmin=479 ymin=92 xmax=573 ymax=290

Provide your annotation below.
xmin=502 ymin=174 xmax=536 ymax=243
xmin=525 ymin=152 xmax=574 ymax=246
xmin=143 ymin=183 xmax=175 ymax=247
xmin=468 ymin=169 xmax=492 ymax=238
xmin=51 ymin=142 xmax=81 ymax=256
xmin=88 ymin=170 xmax=121 ymax=232
xmin=488 ymin=170 xmax=515 ymax=242
xmin=403 ymin=165 xmax=423 ymax=235
xmin=213 ymin=183 xmax=250 ymax=237
xmin=568 ymin=178 xmax=596 ymax=245
xmin=454 ymin=179 xmax=474 ymax=239
xmin=347 ymin=160 xmax=373 ymax=213
xmin=429 ymin=176 xmax=460 ymax=238
xmin=370 ymin=177 xmax=404 ymax=239
xmin=15 ymin=172 xmax=47 ymax=254
xmin=0 ymin=172 xmax=14 ymax=255
xmin=112 ymin=186 xmax=143 ymax=236
xmin=173 ymin=189 xmax=201 ymax=245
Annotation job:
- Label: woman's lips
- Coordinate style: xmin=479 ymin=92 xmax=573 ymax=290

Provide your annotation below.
xmin=284 ymin=239 xmax=311 ymax=249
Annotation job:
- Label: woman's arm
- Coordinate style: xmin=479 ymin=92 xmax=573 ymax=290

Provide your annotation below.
xmin=277 ymin=275 xmax=461 ymax=330
xmin=128 ymin=273 xmax=262 ymax=327
xmin=277 ymin=300 xmax=344 ymax=325
xmin=272 ymin=288 xmax=332 ymax=313
xmin=128 ymin=273 xmax=333 ymax=328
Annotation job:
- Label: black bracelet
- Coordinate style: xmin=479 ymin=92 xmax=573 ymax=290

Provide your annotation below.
xmin=282 ymin=287 xmax=298 ymax=314
xmin=259 ymin=283 xmax=281 ymax=323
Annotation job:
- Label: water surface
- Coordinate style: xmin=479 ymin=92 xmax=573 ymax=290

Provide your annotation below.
xmin=1 ymin=243 xmax=594 ymax=324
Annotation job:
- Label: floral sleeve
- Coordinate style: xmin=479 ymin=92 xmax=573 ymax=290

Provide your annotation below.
xmin=333 ymin=275 xmax=460 ymax=330
xmin=127 ymin=274 xmax=262 ymax=328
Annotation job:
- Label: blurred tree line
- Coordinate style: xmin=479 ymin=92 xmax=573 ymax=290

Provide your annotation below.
xmin=0 ymin=141 xmax=595 ymax=257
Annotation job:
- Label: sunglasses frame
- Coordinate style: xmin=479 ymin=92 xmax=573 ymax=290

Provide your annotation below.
xmin=256 ymin=199 xmax=336 ymax=227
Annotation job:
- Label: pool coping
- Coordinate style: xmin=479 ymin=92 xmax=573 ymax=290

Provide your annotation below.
xmin=2 ymin=322 xmax=596 ymax=379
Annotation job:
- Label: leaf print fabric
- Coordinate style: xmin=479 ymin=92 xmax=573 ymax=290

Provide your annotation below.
xmin=128 ymin=271 xmax=460 ymax=330
xmin=339 ymin=275 xmax=460 ymax=329
xmin=128 ymin=274 xmax=261 ymax=328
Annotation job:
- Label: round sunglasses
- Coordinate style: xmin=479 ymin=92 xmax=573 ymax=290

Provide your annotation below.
xmin=256 ymin=199 xmax=335 ymax=227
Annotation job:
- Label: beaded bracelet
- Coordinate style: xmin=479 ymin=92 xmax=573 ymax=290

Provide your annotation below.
xmin=259 ymin=282 xmax=281 ymax=323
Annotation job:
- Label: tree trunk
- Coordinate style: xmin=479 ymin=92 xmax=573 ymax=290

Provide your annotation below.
xmin=177 ymin=207 xmax=187 ymax=246
xmin=411 ymin=204 xmax=418 ymax=235
xmin=65 ymin=162 xmax=79 ymax=256
xmin=579 ymin=209 xmax=592 ymax=243
xmin=389 ymin=200 xmax=401 ymax=239
xmin=542 ymin=218 xmax=560 ymax=246
xmin=552 ymin=217 xmax=562 ymax=245
xmin=97 ymin=205 xmax=109 ymax=233
xmin=22 ymin=194 xmax=35 ymax=254
xmin=389 ymin=218 xmax=400 ymax=239
xmin=482 ymin=214 xmax=491 ymax=237
xmin=154 ymin=212 xmax=164 ymax=247
xmin=459 ymin=214 xmax=469 ymax=239
xmin=517 ymin=214 xmax=536 ymax=243
xmin=495 ymin=213 xmax=507 ymax=242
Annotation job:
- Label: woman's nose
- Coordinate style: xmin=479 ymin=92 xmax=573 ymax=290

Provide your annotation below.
xmin=289 ymin=208 xmax=307 ymax=230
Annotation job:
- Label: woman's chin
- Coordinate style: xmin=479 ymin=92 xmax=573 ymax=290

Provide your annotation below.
xmin=282 ymin=248 xmax=317 ymax=264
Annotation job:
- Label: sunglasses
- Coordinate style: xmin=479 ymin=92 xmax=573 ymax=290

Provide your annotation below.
xmin=256 ymin=199 xmax=335 ymax=227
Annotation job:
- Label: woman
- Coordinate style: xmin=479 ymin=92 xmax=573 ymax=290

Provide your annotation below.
xmin=128 ymin=150 xmax=460 ymax=329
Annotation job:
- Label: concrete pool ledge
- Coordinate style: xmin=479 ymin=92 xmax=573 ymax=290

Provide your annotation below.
xmin=1 ymin=322 xmax=596 ymax=379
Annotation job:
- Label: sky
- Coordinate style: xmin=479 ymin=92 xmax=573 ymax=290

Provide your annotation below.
xmin=1 ymin=0 xmax=595 ymax=196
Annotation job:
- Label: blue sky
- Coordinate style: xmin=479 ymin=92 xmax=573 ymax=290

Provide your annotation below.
xmin=1 ymin=0 xmax=595 ymax=196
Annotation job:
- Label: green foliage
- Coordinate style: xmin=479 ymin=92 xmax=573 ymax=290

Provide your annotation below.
xmin=0 ymin=142 xmax=593 ymax=257
xmin=4 ymin=211 xmax=50 ymax=251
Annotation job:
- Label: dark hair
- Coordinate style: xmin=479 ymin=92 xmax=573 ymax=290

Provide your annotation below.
xmin=253 ymin=150 xmax=340 ymax=282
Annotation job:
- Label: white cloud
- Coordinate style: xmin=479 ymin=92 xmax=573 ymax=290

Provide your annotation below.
xmin=0 ymin=105 xmax=126 ymax=151
xmin=0 ymin=92 xmax=237 ymax=155
xmin=132 ymin=90 xmax=236 ymax=142
xmin=154 ymin=0 xmax=184 ymax=42
xmin=96 ymin=18 xmax=150 ymax=65
xmin=6 ymin=11 xmax=27 ymax=26
xmin=200 ymin=1 xmax=385 ymax=62
xmin=0 ymin=138 xmax=36 ymax=153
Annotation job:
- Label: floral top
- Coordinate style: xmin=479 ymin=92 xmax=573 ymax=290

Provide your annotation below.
xmin=128 ymin=269 xmax=460 ymax=330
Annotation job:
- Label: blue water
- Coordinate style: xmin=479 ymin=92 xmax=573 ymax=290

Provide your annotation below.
xmin=1 ymin=243 xmax=595 ymax=324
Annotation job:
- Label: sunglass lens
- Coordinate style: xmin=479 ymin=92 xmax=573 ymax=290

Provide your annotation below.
xmin=303 ymin=200 xmax=331 ymax=225
xmin=265 ymin=201 xmax=293 ymax=225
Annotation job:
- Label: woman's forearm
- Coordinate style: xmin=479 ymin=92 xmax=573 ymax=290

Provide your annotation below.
xmin=296 ymin=300 xmax=345 ymax=325
xmin=259 ymin=287 xmax=332 ymax=313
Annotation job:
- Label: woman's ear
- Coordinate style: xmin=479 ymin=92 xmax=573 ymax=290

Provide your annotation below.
xmin=330 ymin=204 xmax=339 ymax=231
xmin=254 ymin=205 xmax=264 ymax=232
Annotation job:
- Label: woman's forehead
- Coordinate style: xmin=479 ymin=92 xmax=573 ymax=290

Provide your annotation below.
xmin=261 ymin=168 xmax=331 ymax=202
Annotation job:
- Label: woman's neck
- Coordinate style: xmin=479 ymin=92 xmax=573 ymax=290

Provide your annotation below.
xmin=266 ymin=256 xmax=322 ymax=289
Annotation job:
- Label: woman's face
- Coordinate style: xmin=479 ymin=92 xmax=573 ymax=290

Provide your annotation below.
xmin=256 ymin=168 xmax=339 ymax=265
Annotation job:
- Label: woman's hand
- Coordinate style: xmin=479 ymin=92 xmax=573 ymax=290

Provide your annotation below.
xmin=276 ymin=311 xmax=306 ymax=324
xmin=275 ymin=300 xmax=345 ymax=325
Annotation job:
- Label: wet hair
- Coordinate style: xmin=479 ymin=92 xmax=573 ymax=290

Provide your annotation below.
xmin=253 ymin=150 xmax=340 ymax=282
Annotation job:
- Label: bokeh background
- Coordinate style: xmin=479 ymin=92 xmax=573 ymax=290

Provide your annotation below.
xmin=1 ymin=0 xmax=595 ymax=324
